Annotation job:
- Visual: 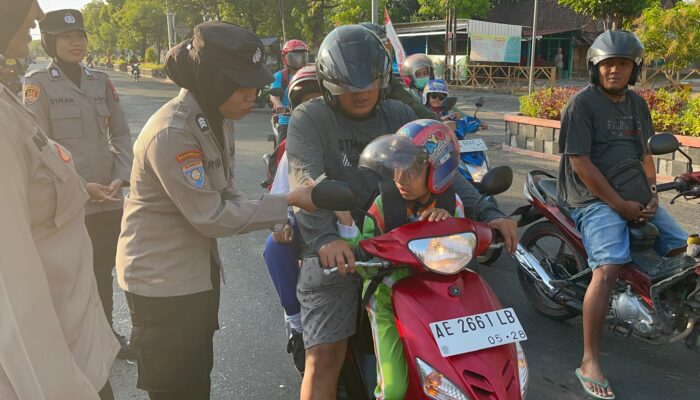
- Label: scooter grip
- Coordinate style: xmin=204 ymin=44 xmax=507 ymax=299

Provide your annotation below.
xmin=652 ymin=181 xmax=683 ymax=193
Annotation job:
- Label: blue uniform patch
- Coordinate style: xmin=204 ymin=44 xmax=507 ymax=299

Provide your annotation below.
xmin=182 ymin=160 xmax=205 ymax=188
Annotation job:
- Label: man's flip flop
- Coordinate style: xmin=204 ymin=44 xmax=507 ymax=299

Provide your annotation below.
xmin=575 ymin=368 xmax=615 ymax=400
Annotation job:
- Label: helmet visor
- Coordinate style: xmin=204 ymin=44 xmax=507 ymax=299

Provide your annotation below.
xmin=359 ymin=135 xmax=428 ymax=182
xmin=286 ymin=51 xmax=308 ymax=69
xmin=322 ymin=78 xmax=386 ymax=95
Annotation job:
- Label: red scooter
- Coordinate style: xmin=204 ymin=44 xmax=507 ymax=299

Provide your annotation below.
xmin=511 ymin=133 xmax=700 ymax=350
xmin=312 ymin=167 xmax=530 ymax=400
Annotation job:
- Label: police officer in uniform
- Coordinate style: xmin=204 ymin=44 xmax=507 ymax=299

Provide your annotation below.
xmin=116 ymin=22 xmax=316 ymax=399
xmin=23 ymin=9 xmax=134 ymax=358
xmin=1 ymin=1 xmax=119 ymax=399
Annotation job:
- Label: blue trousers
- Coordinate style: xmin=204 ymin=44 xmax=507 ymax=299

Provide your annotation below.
xmin=263 ymin=224 xmax=301 ymax=316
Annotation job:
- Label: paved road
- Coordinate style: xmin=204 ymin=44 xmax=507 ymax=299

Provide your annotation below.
xmin=33 ymin=65 xmax=700 ymax=399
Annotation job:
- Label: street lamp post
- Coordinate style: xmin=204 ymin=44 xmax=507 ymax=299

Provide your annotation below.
xmin=279 ymin=0 xmax=287 ymax=43
xmin=528 ymin=0 xmax=539 ymax=94
xmin=372 ymin=0 xmax=378 ymax=24
xmin=166 ymin=0 xmax=175 ymax=49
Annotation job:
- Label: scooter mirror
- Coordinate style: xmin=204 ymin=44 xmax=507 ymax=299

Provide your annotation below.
xmin=441 ymin=96 xmax=458 ymax=111
xmin=475 ymin=96 xmax=484 ymax=108
xmin=648 ymin=133 xmax=679 ymax=155
xmin=269 ymin=88 xmax=285 ymax=97
xmin=478 ymin=166 xmax=513 ymax=196
xmin=311 ymin=180 xmax=356 ymax=211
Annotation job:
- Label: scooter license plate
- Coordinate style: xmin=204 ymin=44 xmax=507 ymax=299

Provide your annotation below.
xmin=459 ymin=138 xmax=488 ymax=153
xmin=429 ymin=308 xmax=527 ymax=357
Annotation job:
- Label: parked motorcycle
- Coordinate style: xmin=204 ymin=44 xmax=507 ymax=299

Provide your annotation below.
xmin=311 ymin=167 xmax=530 ymax=400
xmin=131 ymin=63 xmax=140 ymax=82
xmin=511 ymin=133 xmax=700 ymax=351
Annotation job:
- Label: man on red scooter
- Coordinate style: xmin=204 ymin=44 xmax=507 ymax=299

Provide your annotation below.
xmin=270 ymin=39 xmax=308 ymax=143
xmin=287 ymin=24 xmax=517 ymax=400
xmin=334 ymin=120 xmax=464 ymax=399
xmin=558 ymin=30 xmax=688 ymax=400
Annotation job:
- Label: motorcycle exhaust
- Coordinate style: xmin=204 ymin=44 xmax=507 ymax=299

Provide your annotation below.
xmin=512 ymin=243 xmax=556 ymax=294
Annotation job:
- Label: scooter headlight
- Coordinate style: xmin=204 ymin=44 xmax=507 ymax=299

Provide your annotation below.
xmin=466 ymin=164 xmax=488 ymax=183
xmin=516 ymin=342 xmax=529 ymax=399
xmin=416 ymin=358 xmax=472 ymax=400
xmin=408 ymin=233 xmax=476 ymax=275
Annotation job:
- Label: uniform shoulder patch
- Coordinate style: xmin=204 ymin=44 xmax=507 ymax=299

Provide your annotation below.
xmin=50 ymin=68 xmax=61 ymax=79
xmin=24 ymin=69 xmax=46 ymax=79
xmin=182 ymin=160 xmax=205 ymax=189
xmin=176 ymin=149 xmax=202 ymax=163
xmin=195 ymin=114 xmax=209 ymax=132
xmin=54 ymin=143 xmax=72 ymax=163
xmin=23 ymin=84 xmax=41 ymax=105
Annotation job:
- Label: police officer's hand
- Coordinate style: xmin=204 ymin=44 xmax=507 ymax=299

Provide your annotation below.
xmin=86 ymin=182 xmax=120 ymax=202
xmin=272 ymin=223 xmax=294 ymax=243
xmin=287 ymin=185 xmax=317 ymax=212
xmin=318 ymin=239 xmax=356 ymax=276
xmin=487 ymin=218 xmax=518 ymax=255
xmin=107 ymin=179 xmax=125 ymax=198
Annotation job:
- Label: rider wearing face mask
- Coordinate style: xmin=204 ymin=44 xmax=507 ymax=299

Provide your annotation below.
xmin=402 ymin=53 xmax=435 ymax=101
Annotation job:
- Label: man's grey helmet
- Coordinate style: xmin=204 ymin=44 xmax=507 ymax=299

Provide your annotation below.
xmin=587 ymin=30 xmax=645 ymax=86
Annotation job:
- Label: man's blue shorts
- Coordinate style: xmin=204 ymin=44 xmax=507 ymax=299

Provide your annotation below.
xmin=571 ymin=201 xmax=688 ymax=269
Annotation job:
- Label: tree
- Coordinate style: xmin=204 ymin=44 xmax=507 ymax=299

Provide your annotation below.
xmin=416 ymin=0 xmax=492 ymax=21
xmin=115 ymin=0 xmax=168 ymax=58
xmin=636 ymin=2 xmax=700 ymax=79
xmin=558 ymin=0 xmax=654 ymax=29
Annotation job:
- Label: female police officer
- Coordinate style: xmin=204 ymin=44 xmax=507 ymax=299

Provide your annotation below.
xmin=1 ymin=0 xmax=119 ymax=398
xmin=116 ymin=22 xmax=315 ymax=399
xmin=22 ymin=9 xmax=134 ymax=358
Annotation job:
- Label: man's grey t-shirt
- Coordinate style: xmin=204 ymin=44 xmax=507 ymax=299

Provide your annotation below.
xmin=557 ymin=85 xmax=654 ymax=207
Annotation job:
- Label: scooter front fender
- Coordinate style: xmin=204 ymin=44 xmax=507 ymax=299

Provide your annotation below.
xmin=393 ymin=270 xmax=523 ymax=400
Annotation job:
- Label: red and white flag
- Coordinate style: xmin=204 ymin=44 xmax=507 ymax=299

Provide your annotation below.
xmin=384 ymin=8 xmax=406 ymax=78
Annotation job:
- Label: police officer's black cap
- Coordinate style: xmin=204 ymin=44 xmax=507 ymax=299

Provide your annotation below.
xmin=40 ymin=9 xmax=86 ymax=36
xmin=190 ymin=21 xmax=273 ymax=88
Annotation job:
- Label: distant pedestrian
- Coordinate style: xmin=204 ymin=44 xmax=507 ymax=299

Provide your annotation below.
xmin=24 ymin=8 xmax=135 ymax=359
xmin=555 ymin=47 xmax=564 ymax=79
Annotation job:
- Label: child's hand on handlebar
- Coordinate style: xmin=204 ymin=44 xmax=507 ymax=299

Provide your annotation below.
xmin=419 ymin=208 xmax=452 ymax=222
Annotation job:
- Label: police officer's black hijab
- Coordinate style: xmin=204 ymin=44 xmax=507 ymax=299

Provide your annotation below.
xmin=0 ymin=0 xmax=35 ymax=55
xmin=165 ymin=22 xmax=274 ymax=138
xmin=39 ymin=10 xmax=87 ymax=88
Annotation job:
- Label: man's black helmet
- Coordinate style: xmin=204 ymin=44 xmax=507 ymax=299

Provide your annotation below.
xmin=315 ymin=24 xmax=391 ymax=107
xmin=359 ymin=22 xmax=387 ymax=43
xmin=587 ymin=30 xmax=645 ymax=86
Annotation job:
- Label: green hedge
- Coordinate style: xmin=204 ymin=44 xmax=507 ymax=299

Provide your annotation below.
xmin=520 ymin=87 xmax=700 ymax=137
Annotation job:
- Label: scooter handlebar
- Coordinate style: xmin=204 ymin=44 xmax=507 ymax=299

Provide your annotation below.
xmin=651 ymin=180 xmax=684 ymax=193
xmin=321 ymin=260 xmax=391 ymax=276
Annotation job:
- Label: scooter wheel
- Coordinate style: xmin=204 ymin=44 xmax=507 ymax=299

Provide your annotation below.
xmin=477 ymin=246 xmax=502 ymax=265
xmin=517 ymin=221 xmax=585 ymax=321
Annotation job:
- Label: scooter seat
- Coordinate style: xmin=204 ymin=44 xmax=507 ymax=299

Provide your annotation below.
xmin=535 ymin=178 xmax=574 ymax=221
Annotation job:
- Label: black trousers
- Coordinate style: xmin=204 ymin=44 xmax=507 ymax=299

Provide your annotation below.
xmin=126 ymin=263 xmax=220 ymax=400
xmin=85 ymin=209 xmax=123 ymax=327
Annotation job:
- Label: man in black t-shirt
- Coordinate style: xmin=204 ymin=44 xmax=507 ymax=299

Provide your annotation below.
xmin=558 ymin=31 xmax=687 ymax=400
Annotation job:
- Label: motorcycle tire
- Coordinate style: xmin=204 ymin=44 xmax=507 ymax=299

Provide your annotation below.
xmin=517 ymin=221 xmax=585 ymax=321
xmin=477 ymin=246 xmax=502 ymax=265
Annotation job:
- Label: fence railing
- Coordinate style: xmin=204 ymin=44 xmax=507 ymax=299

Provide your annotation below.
xmin=638 ymin=68 xmax=700 ymax=90
xmin=442 ymin=64 xmax=557 ymax=91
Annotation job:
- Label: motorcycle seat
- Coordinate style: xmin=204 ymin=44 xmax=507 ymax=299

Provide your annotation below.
xmin=535 ymin=178 xmax=574 ymax=221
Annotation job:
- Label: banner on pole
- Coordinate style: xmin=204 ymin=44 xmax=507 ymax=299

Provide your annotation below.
xmin=384 ymin=8 xmax=406 ymax=77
